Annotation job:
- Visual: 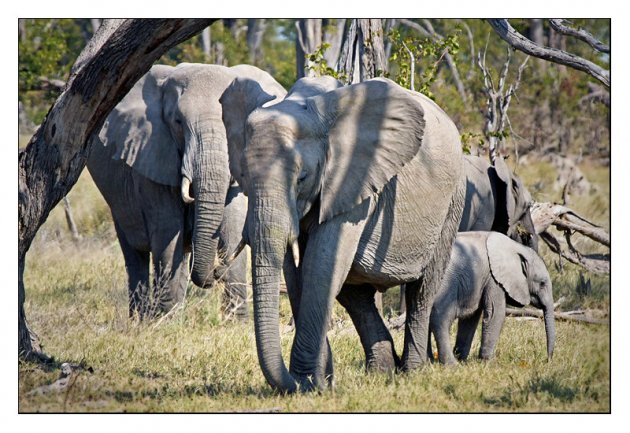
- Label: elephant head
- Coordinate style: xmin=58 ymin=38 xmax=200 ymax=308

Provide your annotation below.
xmin=221 ymin=76 xmax=429 ymax=391
xmin=99 ymin=63 xmax=286 ymax=289
xmin=492 ymin=157 xmax=539 ymax=252
xmin=486 ymin=232 xmax=555 ymax=360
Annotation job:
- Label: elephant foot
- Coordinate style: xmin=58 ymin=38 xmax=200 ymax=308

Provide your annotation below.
xmin=400 ymin=353 xmax=432 ymax=372
xmin=293 ymin=374 xmax=333 ymax=394
xmin=288 ymin=369 xmax=334 ymax=393
xmin=366 ymin=341 xmax=400 ymax=373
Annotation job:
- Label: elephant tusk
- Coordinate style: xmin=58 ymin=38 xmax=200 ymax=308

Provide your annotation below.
xmin=181 ymin=177 xmax=195 ymax=204
xmin=226 ymin=238 xmax=247 ymax=265
xmin=291 ymin=238 xmax=300 ymax=269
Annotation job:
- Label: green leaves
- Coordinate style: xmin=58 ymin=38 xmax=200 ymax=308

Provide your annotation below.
xmin=305 ymin=42 xmax=348 ymax=82
xmin=387 ymin=25 xmax=461 ymax=100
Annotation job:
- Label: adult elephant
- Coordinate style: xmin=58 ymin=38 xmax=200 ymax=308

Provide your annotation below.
xmin=220 ymin=76 xmax=465 ymax=393
xmin=399 ymin=154 xmax=539 ymax=314
xmin=460 ymin=155 xmax=538 ymax=251
xmin=88 ymin=63 xmax=286 ymax=319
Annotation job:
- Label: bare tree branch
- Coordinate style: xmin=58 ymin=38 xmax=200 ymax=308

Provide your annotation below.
xmin=532 ymin=202 xmax=610 ymax=275
xmin=456 ymin=19 xmax=476 ymax=79
xmin=506 ymin=308 xmax=608 ymax=325
xmin=548 ymin=19 xmax=610 ymax=53
xmin=487 ymin=19 xmax=610 ymax=88
xmin=398 ymin=18 xmax=430 ymax=37
xmin=531 ymin=202 xmax=610 ymax=246
xmin=477 ymin=45 xmax=527 ymax=163
xmin=400 ymin=39 xmax=415 ymax=91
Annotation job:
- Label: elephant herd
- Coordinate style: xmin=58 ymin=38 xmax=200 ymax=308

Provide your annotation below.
xmin=87 ymin=62 xmax=554 ymax=393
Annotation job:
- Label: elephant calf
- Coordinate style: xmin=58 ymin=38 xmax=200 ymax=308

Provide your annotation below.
xmin=428 ymin=231 xmax=555 ymax=364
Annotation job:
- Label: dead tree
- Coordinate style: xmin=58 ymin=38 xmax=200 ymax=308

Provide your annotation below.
xmin=477 ymin=46 xmax=529 ymax=163
xmin=487 ymin=19 xmax=609 ymax=89
xmin=18 ymin=18 xmax=215 ymax=361
xmin=337 ymin=19 xmax=387 ymax=84
xmin=531 ymin=202 xmax=610 ymax=274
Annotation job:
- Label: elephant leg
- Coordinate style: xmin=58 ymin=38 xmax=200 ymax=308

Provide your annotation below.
xmin=217 ymin=187 xmax=249 ymax=321
xmin=454 ymin=310 xmax=482 ymax=361
xmin=220 ymin=251 xmax=249 ymax=321
xmin=151 ymin=229 xmax=188 ymax=317
xmin=283 ymin=242 xmax=334 ymax=384
xmin=399 ymin=284 xmax=406 ymax=315
xmin=289 ymin=211 xmax=367 ymax=391
xmin=400 ymin=278 xmax=433 ymax=370
xmin=337 ymin=284 xmax=399 ymax=372
xmin=431 ymin=314 xmax=457 ymax=365
xmin=479 ymin=283 xmax=507 ymax=360
xmin=114 ymin=221 xmax=150 ymax=318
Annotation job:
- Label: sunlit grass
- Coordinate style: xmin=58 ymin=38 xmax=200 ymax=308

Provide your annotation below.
xmin=19 ymin=162 xmax=610 ymax=412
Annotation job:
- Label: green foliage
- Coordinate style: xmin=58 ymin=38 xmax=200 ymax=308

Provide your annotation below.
xmin=305 ymin=43 xmax=348 ymax=82
xmin=18 ymin=19 xmax=88 ymax=124
xmin=388 ymin=26 xmax=460 ymax=99
xmin=460 ymin=131 xmax=486 ymax=154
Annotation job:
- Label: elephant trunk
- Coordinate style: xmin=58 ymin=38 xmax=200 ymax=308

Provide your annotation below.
xmin=250 ymin=191 xmax=298 ymax=393
xmin=188 ymin=127 xmax=231 ymax=289
xmin=521 ymin=210 xmax=539 ymax=253
xmin=541 ymin=292 xmax=556 ymax=361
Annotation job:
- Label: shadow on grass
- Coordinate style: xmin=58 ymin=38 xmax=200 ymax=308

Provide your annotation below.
xmin=483 ymin=374 xmax=577 ymax=408
xmin=104 ymin=381 xmax=280 ymax=405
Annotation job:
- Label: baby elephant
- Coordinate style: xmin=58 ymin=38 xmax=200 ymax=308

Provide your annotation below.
xmin=429 ymin=231 xmax=555 ymax=364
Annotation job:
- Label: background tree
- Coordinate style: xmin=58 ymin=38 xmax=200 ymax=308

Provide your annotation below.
xmin=295 ymin=19 xmax=346 ymax=79
xmin=18 ymin=18 xmax=215 ymax=361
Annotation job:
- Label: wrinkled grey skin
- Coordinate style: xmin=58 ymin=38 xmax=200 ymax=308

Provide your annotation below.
xmin=221 ymin=76 xmax=465 ymax=393
xmin=88 ymin=63 xmax=286 ymax=319
xmin=428 ymin=231 xmax=555 ymax=364
xmin=460 ymin=155 xmax=538 ymax=251
xmin=399 ymin=154 xmax=539 ymax=314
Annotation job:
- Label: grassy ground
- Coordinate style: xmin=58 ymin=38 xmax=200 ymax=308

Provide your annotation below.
xmin=18 ymin=163 xmax=610 ymax=413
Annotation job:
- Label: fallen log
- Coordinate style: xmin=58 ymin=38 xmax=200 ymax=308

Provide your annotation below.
xmin=506 ymin=307 xmax=608 ymax=325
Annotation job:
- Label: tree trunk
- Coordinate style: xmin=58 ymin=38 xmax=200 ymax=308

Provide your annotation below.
xmin=90 ymin=19 xmax=101 ymax=34
xmin=338 ymin=19 xmax=387 ymax=84
xmin=322 ymin=19 xmax=346 ymax=70
xmin=201 ymin=27 xmax=211 ymax=59
xmin=246 ymin=19 xmax=265 ymax=65
xmin=18 ymin=18 xmax=215 ymax=360
xmin=296 ymin=19 xmax=323 ymax=78
xmin=529 ymin=19 xmax=545 ymax=45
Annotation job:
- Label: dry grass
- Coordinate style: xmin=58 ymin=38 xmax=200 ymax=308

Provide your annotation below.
xmin=18 ymin=162 xmax=610 ymax=414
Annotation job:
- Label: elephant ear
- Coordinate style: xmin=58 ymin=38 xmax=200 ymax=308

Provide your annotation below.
xmin=306 ymin=78 xmax=425 ymax=223
xmin=487 ymin=232 xmax=531 ymax=306
xmin=99 ymin=65 xmax=180 ymax=186
xmin=491 ymin=156 xmax=516 ymax=233
xmin=219 ymin=77 xmax=278 ymax=187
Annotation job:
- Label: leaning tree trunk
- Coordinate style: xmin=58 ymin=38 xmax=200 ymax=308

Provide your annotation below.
xmin=18 ymin=18 xmax=215 ymax=361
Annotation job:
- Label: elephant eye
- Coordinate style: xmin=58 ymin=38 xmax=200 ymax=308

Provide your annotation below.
xmin=297 ymin=170 xmax=307 ymax=184
xmin=175 ymin=118 xmax=182 ymax=125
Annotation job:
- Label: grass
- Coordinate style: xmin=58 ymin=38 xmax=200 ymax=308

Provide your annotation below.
xmin=18 ymin=162 xmax=610 ymax=413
